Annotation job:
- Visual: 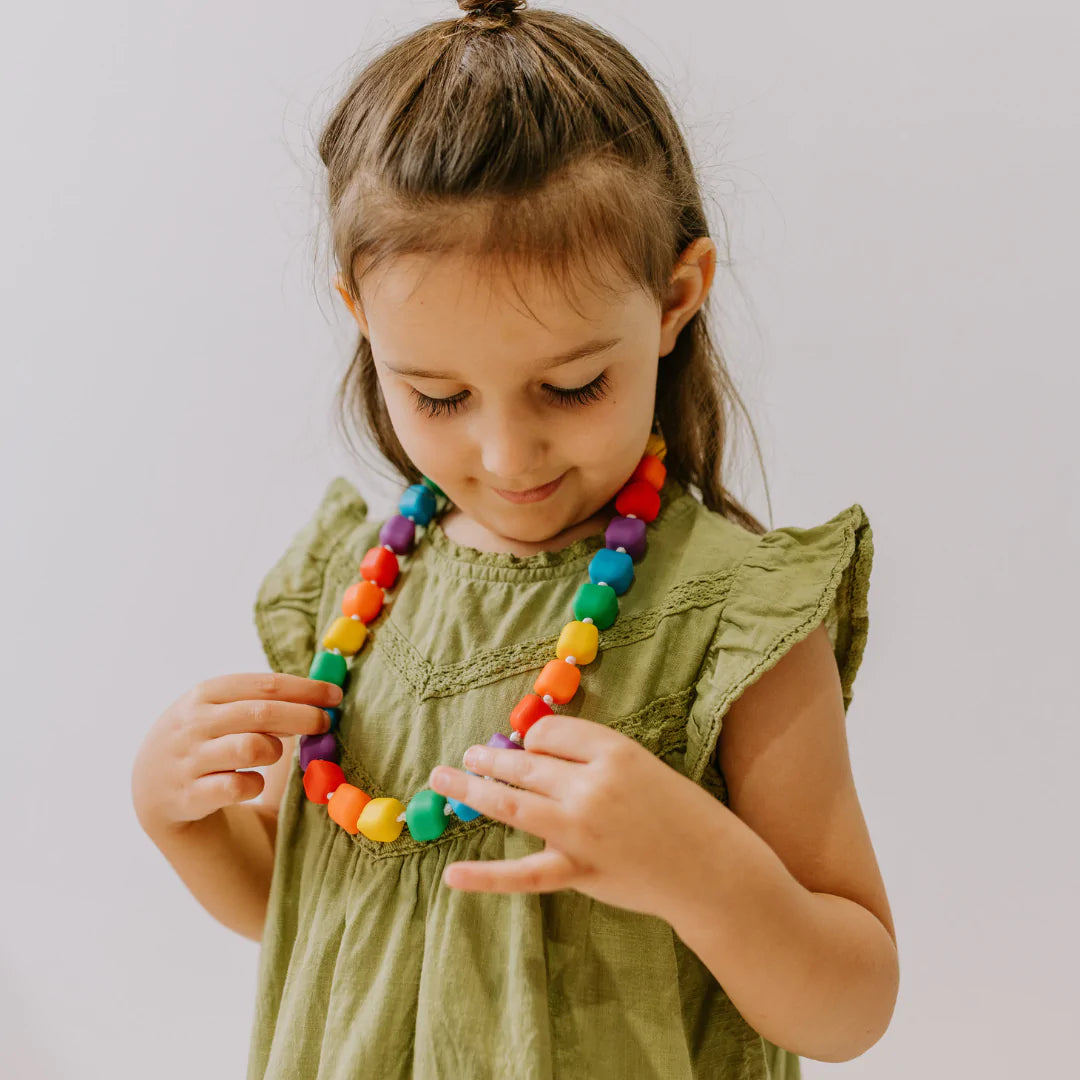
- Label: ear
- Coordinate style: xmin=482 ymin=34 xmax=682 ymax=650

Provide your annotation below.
xmin=334 ymin=274 xmax=370 ymax=335
xmin=658 ymin=237 xmax=717 ymax=358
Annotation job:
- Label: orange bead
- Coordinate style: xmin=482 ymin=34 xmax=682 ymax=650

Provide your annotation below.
xmin=303 ymin=759 xmax=345 ymax=804
xmin=327 ymin=782 xmax=372 ymax=834
xmin=509 ymin=693 xmax=554 ymax=739
xmin=360 ymin=546 xmax=399 ymax=589
xmin=342 ymin=580 xmax=384 ymax=623
xmin=533 ymin=658 xmax=581 ymax=704
xmin=631 ymin=454 xmax=666 ymax=491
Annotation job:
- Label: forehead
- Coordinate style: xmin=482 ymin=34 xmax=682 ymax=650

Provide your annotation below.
xmin=358 ymin=251 xmax=645 ymax=341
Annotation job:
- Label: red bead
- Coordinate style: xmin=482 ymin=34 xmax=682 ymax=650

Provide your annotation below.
xmin=303 ymin=759 xmax=345 ymax=804
xmin=631 ymin=454 xmax=666 ymax=491
xmin=360 ymin=546 xmax=399 ymax=589
xmin=615 ymin=480 xmax=661 ymax=522
xmin=509 ymin=693 xmax=554 ymax=739
xmin=343 ymin=580 xmax=384 ymax=623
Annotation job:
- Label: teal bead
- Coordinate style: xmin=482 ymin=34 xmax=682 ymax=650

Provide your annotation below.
xmin=588 ymin=548 xmax=634 ymax=595
xmin=573 ymin=582 xmax=619 ymax=630
xmin=399 ymin=483 xmax=437 ymax=526
xmin=323 ymin=707 xmax=342 ymax=732
xmin=448 ymin=770 xmax=483 ymax=822
xmin=406 ymin=788 xmax=450 ymax=842
xmin=420 ymin=475 xmax=445 ymax=499
xmin=309 ymin=649 xmax=348 ymax=687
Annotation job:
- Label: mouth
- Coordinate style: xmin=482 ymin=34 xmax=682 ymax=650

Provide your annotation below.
xmin=491 ymin=472 xmax=567 ymax=504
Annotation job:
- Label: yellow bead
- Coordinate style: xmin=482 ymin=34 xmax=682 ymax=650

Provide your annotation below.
xmin=556 ymin=620 xmax=599 ymax=665
xmin=644 ymin=431 xmax=667 ymax=461
xmin=357 ymin=797 xmax=407 ymax=843
xmin=322 ymin=615 xmax=368 ymax=656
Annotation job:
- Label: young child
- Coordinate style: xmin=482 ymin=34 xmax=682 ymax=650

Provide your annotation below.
xmin=132 ymin=2 xmax=898 ymax=1077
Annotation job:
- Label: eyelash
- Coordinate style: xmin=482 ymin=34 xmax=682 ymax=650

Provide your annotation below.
xmin=408 ymin=371 xmax=611 ymax=419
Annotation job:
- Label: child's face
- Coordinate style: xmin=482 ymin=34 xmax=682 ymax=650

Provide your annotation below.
xmin=348 ymin=247 xmax=708 ymax=545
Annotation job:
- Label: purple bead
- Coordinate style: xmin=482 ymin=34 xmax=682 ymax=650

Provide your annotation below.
xmin=487 ymin=732 xmax=523 ymax=751
xmin=299 ymin=732 xmax=338 ymax=771
xmin=379 ymin=514 xmax=416 ymax=554
xmin=605 ymin=515 xmax=647 ymax=561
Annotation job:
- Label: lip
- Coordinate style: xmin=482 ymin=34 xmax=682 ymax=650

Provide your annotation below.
xmin=492 ymin=472 xmax=566 ymax=504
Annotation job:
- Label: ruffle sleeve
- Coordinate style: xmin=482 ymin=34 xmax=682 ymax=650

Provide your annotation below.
xmin=684 ymin=503 xmax=874 ymax=787
xmin=253 ymin=476 xmax=369 ymax=678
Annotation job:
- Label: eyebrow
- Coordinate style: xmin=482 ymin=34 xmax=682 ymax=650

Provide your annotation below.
xmin=385 ymin=336 xmax=621 ymax=380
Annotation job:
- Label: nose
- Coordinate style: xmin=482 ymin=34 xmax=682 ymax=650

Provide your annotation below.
xmin=477 ymin=401 xmax=548 ymax=484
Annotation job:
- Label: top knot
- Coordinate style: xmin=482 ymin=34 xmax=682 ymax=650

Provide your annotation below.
xmin=458 ymin=0 xmax=526 ymax=18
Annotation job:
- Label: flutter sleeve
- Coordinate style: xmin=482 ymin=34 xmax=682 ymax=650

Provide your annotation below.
xmin=685 ymin=503 xmax=874 ymax=788
xmin=253 ymin=476 xmax=369 ymax=679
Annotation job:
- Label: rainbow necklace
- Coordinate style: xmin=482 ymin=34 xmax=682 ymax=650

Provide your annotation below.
xmin=299 ymin=430 xmax=668 ymax=843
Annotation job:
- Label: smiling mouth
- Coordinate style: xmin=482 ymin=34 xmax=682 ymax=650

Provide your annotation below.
xmin=491 ymin=473 xmax=566 ymax=504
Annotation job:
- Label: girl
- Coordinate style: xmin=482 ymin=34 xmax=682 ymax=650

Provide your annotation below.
xmin=132 ymin=2 xmax=898 ymax=1077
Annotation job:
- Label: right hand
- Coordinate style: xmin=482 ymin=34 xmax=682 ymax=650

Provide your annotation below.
xmin=131 ymin=672 xmax=342 ymax=834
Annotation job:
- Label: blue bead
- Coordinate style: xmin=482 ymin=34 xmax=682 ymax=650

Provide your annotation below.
xmin=448 ymin=769 xmax=483 ymax=822
xmin=588 ymin=548 xmax=634 ymax=595
xmin=399 ymin=484 xmax=437 ymax=526
xmin=323 ymin=707 xmax=341 ymax=732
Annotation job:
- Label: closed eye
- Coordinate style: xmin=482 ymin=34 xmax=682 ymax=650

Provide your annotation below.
xmin=409 ymin=371 xmax=611 ymax=419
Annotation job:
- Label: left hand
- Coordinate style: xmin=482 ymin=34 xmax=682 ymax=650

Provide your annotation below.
xmin=427 ymin=711 xmax=723 ymax=920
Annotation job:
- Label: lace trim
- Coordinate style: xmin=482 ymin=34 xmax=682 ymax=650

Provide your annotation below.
xmin=368 ymin=568 xmax=737 ymax=700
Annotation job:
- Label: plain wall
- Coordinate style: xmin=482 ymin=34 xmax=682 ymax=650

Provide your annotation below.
xmin=2 ymin=1 xmax=1076 ymax=1076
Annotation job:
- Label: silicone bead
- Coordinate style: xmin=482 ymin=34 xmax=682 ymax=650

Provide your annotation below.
xmin=342 ymin=580 xmax=384 ymax=623
xmin=322 ymin=615 xmax=368 ymax=656
xmin=309 ymin=649 xmax=348 ymax=687
xmin=421 ymin=475 xmax=445 ymax=498
xmin=631 ymin=454 xmax=667 ymax=491
xmin=488 ymin=732 xmax=524 ymax=752
xmin=447 ymin=771 xmax=483 ymax=822
xmin=406 ymin=788 xmax=449 ymax=842
xmin=556 ymin=620 xmax=599 ymax=664
xmin=588 ymin=548 xmax=634 ymax=595
xmin=379 ymin=514 xmax=416 ymax=554
xmin=360 ymin=545 xmax=399 ymax=589
xmin=299 ymin=731 xmax=338 ymax=771
xmin=509 ymin=693 xmax=553 ymax=739
xmin=303 ymin=759 xmax=345 ymax=804
xmin=327 ymin=783 xmax=372 ymax=835
xmin=323 ymin=707 xmax=341 ymax=732
xmin=534 ymin=658 xmax=581 ymax=704
xmin=573 ymin=582 xmax=618 ymax=630
xmin=399 ymin=483 xmax=437 ymax=526
xmin=615 ymin=480 xmax=661 ymax=522
xmin=357 ymin=797 xmax=407 ymax=843
xmin=605 ymin=515 xmax=647 ymax=560
xmin=645 ymin=431 xmax=667 ymax=461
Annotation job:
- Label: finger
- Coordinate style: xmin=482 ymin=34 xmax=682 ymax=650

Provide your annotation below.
xmin=203 ymin=697 xmax=334 ymax=740
xmin=428 ymin=766 xmax=566 ymax=842
xmin=442 ymin=848 xmax=577 ymax=894
xmin=196 ymin=731 xmax=285 ymax=776
xmin=193 ymin=672 xmax=343 ymax=709
xmin=460 ymin=742 xmax=578 ymax=799
xmin=521 ymin=711 xmax=615 ymax=762
xmin=187 ymin=769 xmax=266 ymax=818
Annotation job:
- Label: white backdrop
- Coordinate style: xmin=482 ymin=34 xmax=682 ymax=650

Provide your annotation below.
xmin=2 ymin=2 xmax=1076 ymax=1077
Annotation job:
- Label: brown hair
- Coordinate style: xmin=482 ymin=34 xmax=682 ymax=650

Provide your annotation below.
xmin=317 ymin=0 xmax=769 ymax=534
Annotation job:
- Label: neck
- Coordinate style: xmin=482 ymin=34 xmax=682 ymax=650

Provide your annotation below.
xmin=439 ymin=502 xmax=615 ymax=558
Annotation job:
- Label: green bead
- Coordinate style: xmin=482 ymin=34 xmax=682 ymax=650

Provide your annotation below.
xmin=308 ymin=649 xmax=348 ymax=687
xmin=420 ymin=475 xmax=445 ymax=498
xmin=406 ymin=788 xmax=449 ymax=842
xmin=573 ymin=582 xmax=619 ymax=630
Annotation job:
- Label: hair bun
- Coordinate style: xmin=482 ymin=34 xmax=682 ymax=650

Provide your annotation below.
xmin=458 ymin=0 xmax=526 ymax=17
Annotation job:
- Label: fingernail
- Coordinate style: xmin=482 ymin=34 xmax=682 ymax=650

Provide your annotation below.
xmin=328 ymin=684 xmax=343 ymax=703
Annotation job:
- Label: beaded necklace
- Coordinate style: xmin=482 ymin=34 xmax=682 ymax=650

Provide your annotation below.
xmin=298 ymin=430 xmax=668 ymax=844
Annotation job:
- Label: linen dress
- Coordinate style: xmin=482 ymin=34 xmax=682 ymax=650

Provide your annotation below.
xmin=246 ymin=473 xmax=874 ymax=1080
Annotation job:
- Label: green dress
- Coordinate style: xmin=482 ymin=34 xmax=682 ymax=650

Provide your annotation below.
xmin=247 ymin=474 xmax=873 ymax=1080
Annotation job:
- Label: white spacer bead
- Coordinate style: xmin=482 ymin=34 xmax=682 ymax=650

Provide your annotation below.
xmin=330 ymin=648 xmax=341 ymax=655
xmin=565 ymin=656 xmax=577 ymax=666
xmin=327 ymin=788 xmax=335 ymax=799
xmin=582 ymin=617 xmax=593 ymax=625
xmin=407 ymin=515 xmax=415 ymax=522
xmin=509 ymin=731 xmax=522 ymax=744
xmin=626 ymin=514 xmax=637 ymax=519
xmin=444 ymin=804 xmax=454 ymax=815
xmin=396 ymin=812 xmax=406 ymax=822
xmin=542 ymin=694 xmax=554 ymax=706
xmin=597 ymin=581 xmax=608 ymax=587
xmin=350 ymin=614 xmax=361 ymax=621
xmin=616 ymin=546 xmax=627 ymax=554
xmin=383 ymin=544 xmax=394 ymax=552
